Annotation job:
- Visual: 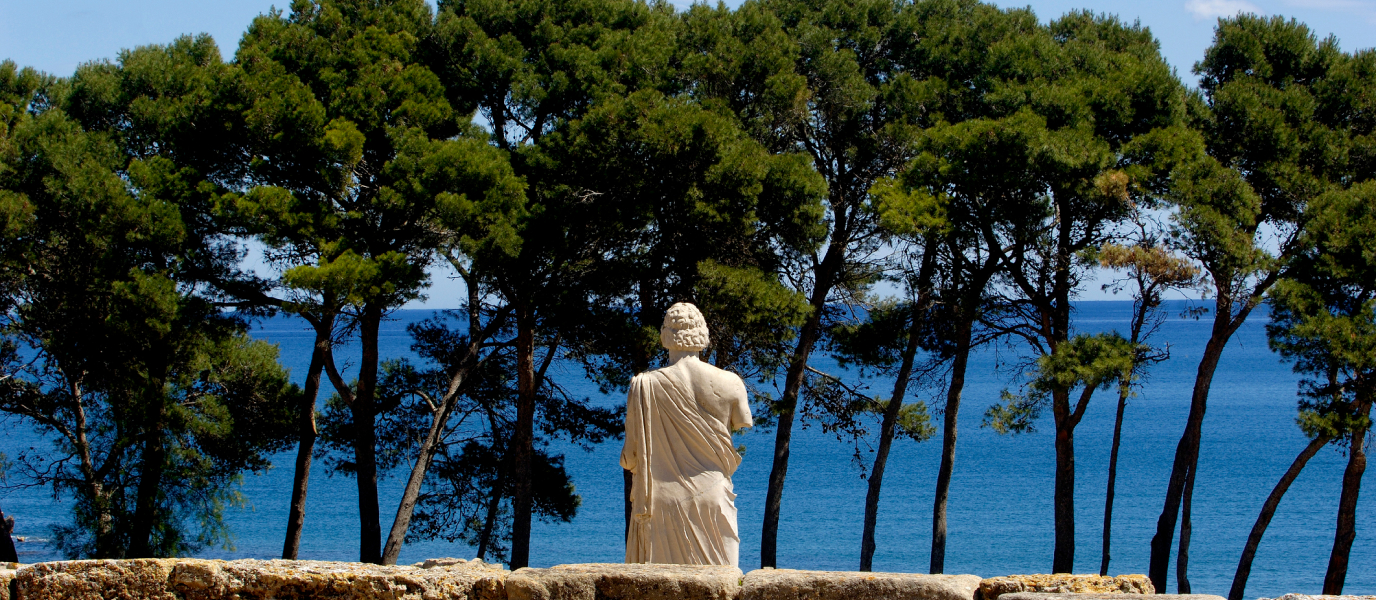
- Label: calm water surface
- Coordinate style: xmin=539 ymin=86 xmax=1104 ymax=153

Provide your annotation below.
xmin=0 ymin=300 xmax=1371 ymax=597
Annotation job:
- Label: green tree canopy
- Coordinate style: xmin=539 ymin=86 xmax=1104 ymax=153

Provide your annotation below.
xmin=1150 ymin=15 xmax=1374 ymax=590
xmin=0 ymin=39 xmax=297 ymax=558
xmin=226 ymin=0 xmax=526 ymax=564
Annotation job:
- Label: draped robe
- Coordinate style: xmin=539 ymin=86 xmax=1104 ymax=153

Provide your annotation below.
xmin=620 ymin=365 xmax=743 ymax=566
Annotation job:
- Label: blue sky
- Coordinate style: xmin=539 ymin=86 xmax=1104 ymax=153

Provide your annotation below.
xmin=2 ymin=0 xmax=1371 ymax=306
xmin=3 ymin=0 xmax=1374 ymax=82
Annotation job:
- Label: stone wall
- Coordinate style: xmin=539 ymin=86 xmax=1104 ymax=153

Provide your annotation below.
xmin=0 ymin=558 xmax=1227 ymax=600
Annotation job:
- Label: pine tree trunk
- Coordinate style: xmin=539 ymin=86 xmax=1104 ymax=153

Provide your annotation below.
xmin=1101 ymin=380 xmax=1129 ymax=576
xmin=353 ymin=305 xmax=383 ymax=564
xmin=129 ymin=361 xmax=170 ymax=558
xmin=129 ymin=431 xmax=166 ymax=557
xmin=860 ymin=324 xmax=921 ymax=571
xmin=91 ymin=485 xmax=117 ymax=558
xmin=760 ymin=319 xmax=819 ymax=568
xmin=1052 ymin=388 xmax=1076 ymax=574
xmin=1229 ymin=434 xmax=1329 ymax=600
xmin=283 ymin=324 xmax=329 ymax=560
xmin=1323 ymin=417 xmax=1368 ymax=595
xmin=476 ymin=403 xmax=507 ymax=562
xmin=1149 ymin=328 xmax=1228 ymax=590
xmin=382 ymin=398 xmax=453 ymax=564
xmin=761 ymin=251 xmax=838 ymax=568
xmin=931 ymin=321 xmax=972 ymax=574
xmin=1178 ymin=462 xmax=1194 ymax=593
xmin=509 ymin=306 xmax=537 ymax=569
xmin=477 ymin=468 xmax=505 ymax=561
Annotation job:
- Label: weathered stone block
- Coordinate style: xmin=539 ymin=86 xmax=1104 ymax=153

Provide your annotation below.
xmin=16 ymin=558 xmax=180 ymax=600
xmin=998 ymin=594 xmax=1223 ymax=600
xmin=175 ymin=558 xmax=508 ymax=600
xmin=506 ymin=563 xmax=743 ymax=600
xmin=14 ymin=557 xmax=507 ymax=600
xmin=0 ymin=567 xmax=18 ymax=600
xmin=979 ymin=575 xmax=1154 ymax=600
xmin=742 ymin=568 xmax=981 ymax=600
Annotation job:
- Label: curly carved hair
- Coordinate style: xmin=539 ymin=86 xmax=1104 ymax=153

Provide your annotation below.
xmin=660 ymin=302 xmax=710 ymax=352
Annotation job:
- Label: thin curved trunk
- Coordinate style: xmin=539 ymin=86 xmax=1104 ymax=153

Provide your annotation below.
xmin=859 ymin=323 xmax=922 ymax=571
xmin=1178 ymin=462 xmax=1194 ymax=593
xmin=761 ymin=247 xmax=839 ymax=568
xmin=1228 ymin=434 xmax=1330 ymax=600
xmin=760 ymin=322 xmax=818 ymax=568
xmin=1149 ymin=328 xmax=1229 ymax=590
xmin=381 ymin=399 xmax=453 ymax=565
xmin=477 ymin=402 xmax=507 ymax=562
xmin=283 ymin=323 xmax=330 ymax=560
xmin=1101 ymin=380 xmax=1129 ymax=576
xmin=931 ymin=320 xmax=972 ymax=574
xmin=381 ymin=327 xmax=489 ymax=564
xmin=1323 ymin=412 xmax=1369 ymax=595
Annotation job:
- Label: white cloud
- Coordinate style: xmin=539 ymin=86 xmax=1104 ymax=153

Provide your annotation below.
xmin=1185 ymin=0 xmax=1265 ymax=19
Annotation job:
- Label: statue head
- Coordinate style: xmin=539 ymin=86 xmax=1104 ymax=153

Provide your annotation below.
xmin=660 ymin=302 xmax=709 ymax=352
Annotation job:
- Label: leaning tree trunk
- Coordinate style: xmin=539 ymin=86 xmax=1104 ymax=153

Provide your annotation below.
xmin=283 ymin=322 xmax=331 ymax=559
xmin=1178 ymin=462 xmax=1195 ymax=592
xmin=931 ymin=320 xmax=973 ymax=574
xmin=1149 ymin=326 xmax=1229 ymax=591
xmin=1101 ymin=379 xmax=1130 ymax=576
xmin=760 ymin=316 xmax=821 ymax=567
xmin=1323 ymin=415 xmax=1369 ymax=595
xmin=381 ymin=398 xmax=456 ymax=564
xmin=1228 ymin=434 xmax=1330 ymax=600
xmin=352 ymin=305 xmax=384 ymax=564
xmin=382 ymin=328 xmax=484 ymax=565
xmin=509 ymin=306 xmax=538 ymax=569
xmin=859 ymin=325 xmax=922 ymax=571
xmin=476 ymin=405 xmax=508 ymax=562
xmin=761 ymin=245 xmax=841 ymax=568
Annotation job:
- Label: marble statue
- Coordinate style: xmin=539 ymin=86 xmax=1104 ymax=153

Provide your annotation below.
xmin=621 ymin=302 xmax=752 ymax=567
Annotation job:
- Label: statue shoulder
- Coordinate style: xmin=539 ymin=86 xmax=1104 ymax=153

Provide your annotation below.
xmin=692 ymin=361 xmax=746 ymax=392
xmin=630 ymin=370 xmax=662 ymax=385
xmin=709 ymin=362 xmax=745 ymax=382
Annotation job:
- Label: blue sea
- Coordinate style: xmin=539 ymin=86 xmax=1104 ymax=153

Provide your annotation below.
xmin=0 ymin=300 xmax=1371 ymax=597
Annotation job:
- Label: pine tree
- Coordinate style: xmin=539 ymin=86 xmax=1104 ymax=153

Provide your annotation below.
xmin=228 ymin=0 xmax=525 ymax=563
xmin=0 ymin=41 xmax=298 ymax=558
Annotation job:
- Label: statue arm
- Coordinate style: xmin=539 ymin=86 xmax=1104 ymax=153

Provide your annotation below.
xmin=728 ymin=376 xmax=752 ymax=431
xmin=621 ymin=375 xmax=643 ymax=471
